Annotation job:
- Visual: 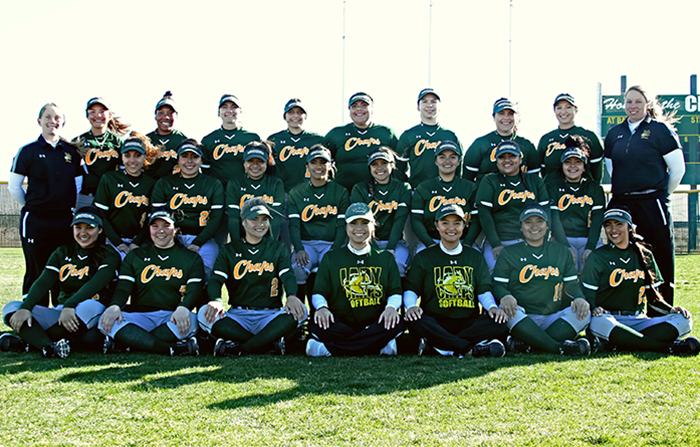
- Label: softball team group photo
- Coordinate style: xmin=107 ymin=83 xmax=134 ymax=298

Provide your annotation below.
xmin=3 ymin=85 xmax=697 ymax=360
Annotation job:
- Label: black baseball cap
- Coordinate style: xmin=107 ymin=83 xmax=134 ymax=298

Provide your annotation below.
xmin=554 ymin=93 xmax=576 ymax=108
xmin=86 ymin=97 xmax=110 ymax=111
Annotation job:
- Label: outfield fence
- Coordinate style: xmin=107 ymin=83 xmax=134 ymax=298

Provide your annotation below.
xmin=1 ymin=182 xmax=699 ymax=253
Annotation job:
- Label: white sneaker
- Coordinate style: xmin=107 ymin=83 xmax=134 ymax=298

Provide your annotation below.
xmin=434 ymin=347 xmax=455 ymax=357
xmin=306 ymin=338 xmax=331 ymax=357
xmin=380 ymin=339 xmax=397 ymax=355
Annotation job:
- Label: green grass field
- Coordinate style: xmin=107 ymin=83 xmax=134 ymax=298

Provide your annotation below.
xmin=1 ymin=248 xmax=699 ymax=446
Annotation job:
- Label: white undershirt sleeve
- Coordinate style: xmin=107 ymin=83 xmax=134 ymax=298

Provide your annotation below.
xmin=311 ymin=294 xmax=328 ymax=310
xmin=478 ymin=291 xmax=497 ymax=311
xmin=663 ymin=149 xmax=685 ymax=193
xmin=8 ymin=173 xmax=26 ymax=206
xmin=604 ymin=157 xmax=613 ymax=179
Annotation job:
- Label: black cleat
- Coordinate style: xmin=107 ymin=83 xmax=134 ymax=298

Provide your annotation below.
xmin=506 ymin=335 xmax=532 ymax=354
xmin=417 ymin=338 xmax=428 ymax=356
xmin=560 ymin=338 xmax=591 ymax=356
xmin=267 ymin=338 xmax=285 ymax=355
xmin=0 ymin=333 xmax=29 ymax=353
xmin=472 ymin=339 xmax=506 ymax=358
xmin=42 ymin=339 xmax=70 ymax=359
xmin=670 ymin=336 xmax=700 ymax=356
xmin=103 ymin=336 xmax=130 ymax=354
xmin=169 ymin=337 xmax=199 ymax=356
xmin=213 ymin=338 xmax=242 ymax=357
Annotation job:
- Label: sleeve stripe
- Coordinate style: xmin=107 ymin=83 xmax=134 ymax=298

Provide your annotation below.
xmin=288 ymin=213 xmax=300 ymax=219
xmin=590 ymin=156 xmax=604 ymax=163
xmin=480 ymin=201 xmax=493 ymax=207
xmin=465 ymin=166 xmax=479 ymax=172
xmin=582 ymin=282 xmax=598 ymax=291
xmin=563 ymin=275 xmax=578 ymax=282
xmin=412 ymin=209 xmax=424 ymax=215
xmin=211 ymin=205 xmax=224 ymax=210
xmin=46 ymin=265 xmax=59 ymax=273
xmin=493 ymin=277 xmax=509 ymax=283
xmin=152 ymin=202 xmax=166 ymax=207
xmin=187 ymin=278 xmax=203 ymax=284
xmin=214 ymin=270 xmax=228 ymax=279
xmin=592 ymin=205 xmax=603 ymax=210
xmin=119 ymin=275 xmax=135 ymax=282
xmin=279 ymin=267 xmax=290 ymax=276
xmin=94 ymin=202 xmax=109 ymax=211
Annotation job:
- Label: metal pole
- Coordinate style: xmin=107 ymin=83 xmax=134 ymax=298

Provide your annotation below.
xmin=428 ymin=0 xmax=433 ymax=86
xmin=508 ymin=0 xmax=513 ymax=97
xmin=689 ymin=74 xmax=698 ymax=252
xmin=341 ymin=0 xmax=346 ymax=124
xmin=620 ymin=75 xmax=627 ymax=94
xmin=596 ymin=82 xmax=602 ymax=137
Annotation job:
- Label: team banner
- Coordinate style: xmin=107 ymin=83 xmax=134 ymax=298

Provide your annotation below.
xmin=601 ymin=95 xmax=700 ymax=185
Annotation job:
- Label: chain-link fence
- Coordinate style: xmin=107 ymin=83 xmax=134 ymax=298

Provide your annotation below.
xmin=0 ymin=182 xmax=699 ymax=253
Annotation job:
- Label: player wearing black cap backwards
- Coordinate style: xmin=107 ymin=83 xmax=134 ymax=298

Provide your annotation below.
xmin=581 ymin=208 xmax=698 ymax=355
xmin=146 ymin=91 xmax=189 ymax=179
xmin=2 ymin=208 xmax=119 ymax=358
xmin=99 ymin=209 xmax=203 ymax=356
xmin=306 ymin=202 xmax=404 ymax=356
xmin=74 ymin=96 xmax=129 ymax=209
xmin=538 ymin=93 xmax=604 ymax=183
xmin=493 ymin=204 xmax=591 ymax=356
xmin=396 ymin=88 xmax=463 ymax=188
xmin=463 ymin=98 xmax=540 ymax=183
xmin=198 ymin=198 xmax=307 ymax=356
xmin=322 ymin=92 xmax=399 ymax=191
xmin=404 ymin=204 xmax=508 ymax=358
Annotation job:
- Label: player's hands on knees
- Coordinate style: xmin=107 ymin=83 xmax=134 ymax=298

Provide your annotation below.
xmin=284 ymin=295 xmax=307 ymax=322
xmin=379 ymin=306 xmax=400 ymax=330
xmin=591 ymin=306 xmax=606 ymax=317
xmin=100 ymin=305 xmax=123 ymax=334
xmin=571 ymin=298 xmax=590 ymax=320
xmin=9 ymin=309 xmax=32 ymax=333
xmin=492 ymin=245 xmax=505 ymax=259
xmin=187 ymin=244 xmax=201 ymax=253
xmin=670 ymin=306 xmax=691 ymax=318
xmin=293 ymin=250 xmax=309 ymax=268
xmin=128 ymin=243 xmax=140 ymax=252
xmin=58 ymin=307 xmax=79 ymax=332
xmin=405 ymin=306 xmax=423 ymax=321
xmin=488 ymin=306 xmax=508 ymax=324
xmin=568 ymin=247 xmax=577 ymax=264
xmin=314 ymin=307 xmax=334 ymax=330
xmin=117 ymin=243 xmax=131 ymax=255
xmin=500 ymin=295 xmax=518 ymax=320
xmin=581 ymin=249 xmax=592 ymax=266
xmin=203 ymin=300 xmax=226 ymax=324
xmin=171 ymin=306 xmax=192 ymax=335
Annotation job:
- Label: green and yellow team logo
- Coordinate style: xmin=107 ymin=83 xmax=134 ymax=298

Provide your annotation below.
xmin=340 ymin=267 xmax=383 ymax=308
xmin=434 ymin=266 xmax=475 ymax=308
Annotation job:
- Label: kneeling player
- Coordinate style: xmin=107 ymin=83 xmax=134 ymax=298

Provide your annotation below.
xmin=198 ymin=199 xmax=307 ymax=356
xmin=494 ymin=204 xmax=592 ymax=355
xmin=306 ymin=203 xmax=405 ymax=356
xmin=404 ymin=204 xmax=508 ymax=357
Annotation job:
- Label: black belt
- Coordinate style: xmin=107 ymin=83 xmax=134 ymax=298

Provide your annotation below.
xmin=235 ymin=306 xmax=278 ymax=311
xmin=608 ymin=310 xmax=640 ymax=316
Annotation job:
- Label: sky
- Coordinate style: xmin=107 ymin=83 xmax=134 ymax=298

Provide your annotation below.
xmin=1 ymin=0 xmax=699 ymax=181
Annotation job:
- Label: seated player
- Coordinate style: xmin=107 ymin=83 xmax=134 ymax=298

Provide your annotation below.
xmin=581 ymin=208 xmax=698 ymax=355
xmin=99 ymin=209 xmax=203 ymax=356
xmin=198 ymin=198 xmax=307 ymax=356
xmin=2 ymin=208 xmax=119 ymax=358
xmin=404 ymin=204 xmax=508 ymax=357
xmin=306 ymin=203 xmax=405 ymax=356
xmin=494 ymin=204 xmax=591 ymax=356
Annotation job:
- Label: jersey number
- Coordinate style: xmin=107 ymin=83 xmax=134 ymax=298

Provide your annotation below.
xmin=270 ymin=278 xmax=279 ymax=297
xmin=199 ymin=211 xmax=210 ymax=226
xmin=553 ymin=283 xmax=563 ymax=302
xmin=179 ymin=285 xmax=187 ymax=301
xmin=637 ymin=286 xmax=646 ymax=305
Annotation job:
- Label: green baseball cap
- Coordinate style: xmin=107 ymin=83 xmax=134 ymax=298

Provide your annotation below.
xmin=121 ymin=139 xmax=146 ymax=155
xmin=519 ymin=204 xmax=548 ymax=222
xmin=560 ymin=147 xmax=587 ymax=164
xmin=493 ymin=97 xmax=516 ymax=115
xmin=240 ymin=199 xmax=273 ymax=220
xmin=554 ymin=93 xmax=576 ymax=108
xmin=603 ymin=208 xmax=634 ymax=226
xmin=345 ymin=202 xmax=375 ymax=223
xmin=495 ymin=141 xmax=522 ymax=158
xmin=177 ymin=141 xmax=203 ymax=157
xmin=219 ymin=94 xmax=240 ymax=108
xmin=149 ymin=209 xmax=176 ymax=226
xmin=283 ymin=98 xmax=306 ymax=118
xmin=71 ymin=209 xmax=102 ymax=227
xmin=155 ymin=91 xmax=177 ymax=113
xmin=86 ymin=97 xmax=110 ymax=111
xmin=435 ymin=204 xmax=465 ymax=222
xmin=418 ymin=88 xmax=440 ymax=103
xmin=434 ymin=141 xmax=462 ymax=158
xmin=348 ymin=92 xmax=373 ymax=107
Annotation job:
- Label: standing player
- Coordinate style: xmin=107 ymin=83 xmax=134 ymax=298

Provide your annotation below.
xmin=93 ymin=132 xmax=158 ymax=258
xmin=198 ymin=199 xmax=307 ymax=356
xmin=404 ymin=205 xmax=508 ymax=358
xmin=396 ymin=88 xmax=462 ymax=187
xmin=268 ymin=98 xmax=323 ymax=193
xmin=411 ymin=141 xmax=480 ymax=252
xmin=537 ymin=93 xmax=604 ymax=182
xmin=9 ymin=103 xmax=82 ymax=306
xmin=306 ymin=203 xmax=404 ymax=356
xmin=146 ymin=91 xmax=189 ymax=179
xmin=287 ymin=145 xmax=349 ymax=302
xmin=2 ymin=208 xmax=119 ymax=358
xmin=494 ymin=204 xmax=591 ymax=356
xmin=99 ymin=209 xmax=203 ymax=356
xmin=227 ymin=141 xmax=284 ymax=242
xmin=545 ymin=137 xmax=606 ymax=272
xmin=581 ymin=208 xmax=698 ymax=355
xmin=463 ymin=98 xmax=540 ymax=183
xmin=322 ymin=92 xmax=399 ymax=191
xmin=151 ymin=140 xmax=225 ymax=279
xmin=74 ymin=97 xmax=128 ymax=208
xmin=351 ymin=148 xmax=412 ymax=276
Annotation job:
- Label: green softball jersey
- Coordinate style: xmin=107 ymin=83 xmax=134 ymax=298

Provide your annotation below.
xmin=110 ymin=243 xmax=204 ymax=311
xmin=226 ymin=174 xmax=285 ymax=241
xmin=201 ymin=127 xmax=261 ymax=188
xmin=476 ymin=172 xmax=549 ymax=246
xmin=405 ymin=244 xmax=492 ymax=319
xmin=411 ymin=176 xmax=480 ymax=246
xmin=267 ymin=129 xmax=323 ymax=192
xmin=493 ymin=240 xmax=583 ymax=315
xmin=322 ymin=123 xmax=399 ymax=190
xmin=537 ymin=126 xmax=604 ymax=183
xmin=396 ymin=123 xmax=462 ymax=187
xmin=350 ymin=178 xmax=411 ymax=249
xmin=580 ymin=244 xmax=663 ymax=313
xmin=145 ymin=129 xmax=189 ymax=179
xmin=74 ymin=130 xmax=123 ymax=196
xmin=545 ymin=173 xmax=605 ymax=250
xmin=463 ymin=131 xmax=540 ymax=183
xmin=287 ymin=180 xmax=349 ymax=251
xmin=151 ymin=173 xmax=225 ymax=246
xmin=314 ymin=246 xmax=401 ymax=325
xmin=21 ymin=244 xmax=120 ymax=310
xmin=207 ymin=237 xmax=297 ymax=309
xmin=94 ymin=170 xmax=156 ymax=247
